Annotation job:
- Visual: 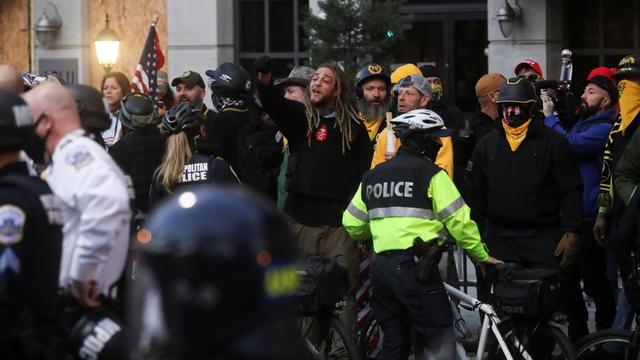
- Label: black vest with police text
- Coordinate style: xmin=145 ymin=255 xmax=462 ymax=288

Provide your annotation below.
xmin=361 ymin=151 xmax=439 ymax=218
xmin=179 ymin=153 xmax=212 ymax=186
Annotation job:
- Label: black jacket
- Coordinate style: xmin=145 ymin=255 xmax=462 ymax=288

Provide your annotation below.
xmin=109 ymin=127 xmax=166 ymax=213
xmin=453 ymin=110 xmax=497 ymax=194
xmin=149 ymin=153 xmax=239 ymax=208
xmin=258 ymin=81 xmax=372 ymax=226
xmin=205 ymin=108 xmax=250 ymax=172
xmin=0 ymin=162 xmax=62 ymax=334
xmin=465 ymin=119 xmax=583 ymax=233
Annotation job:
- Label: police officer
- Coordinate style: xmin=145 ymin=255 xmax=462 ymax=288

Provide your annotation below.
xmin=343 ymin=109 xmax=501 ymax=360
xmin=0 ymin=90 xmax=63 ymax=358
xmin=66 ymin=84 xmax=111 ymax=148
xmin=22 ymin=83 xmax=132 ymax=308
xmin=129 ymin=186 xmax=312 ymax=359
xmin=149 ymin=102 xmax=239 ymax=207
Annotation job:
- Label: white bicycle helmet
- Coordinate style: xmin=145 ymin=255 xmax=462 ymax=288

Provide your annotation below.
xmin=390 ymin=109 xmax=450 ymax=139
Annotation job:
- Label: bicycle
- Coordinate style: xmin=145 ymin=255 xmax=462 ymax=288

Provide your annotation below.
xmin=296 ymin=254 xmax=360 ymax=360
xmin=358 ymin=264 xmax=576 ymax=360
xmin=298 ymin=301 xmax=360 ymax=360
xmin=574 ymin=311 xmax=640 ymax=360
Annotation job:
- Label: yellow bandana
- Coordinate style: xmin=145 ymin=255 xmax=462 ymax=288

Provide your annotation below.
xmin=502 ymin=119 xmax=532 ymax=152
xmin=618 ymin=80 xmax=640 ymax=135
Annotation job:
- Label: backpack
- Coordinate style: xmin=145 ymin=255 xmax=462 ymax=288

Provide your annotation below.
xmin=234 ymin=110 xmax=283 ymax=198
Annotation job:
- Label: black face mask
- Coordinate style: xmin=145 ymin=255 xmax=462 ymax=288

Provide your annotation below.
xmin=23 ymin=114 xmax=50 ymax=166
xmin=502 ymin=104 xmax=530 ymax=127
xmin=23 ymin=132 xmax=47 ymax=165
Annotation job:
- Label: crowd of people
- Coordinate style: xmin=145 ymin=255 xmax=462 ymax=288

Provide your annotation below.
xmin=1 ymin=50 xmax=640 ymax=359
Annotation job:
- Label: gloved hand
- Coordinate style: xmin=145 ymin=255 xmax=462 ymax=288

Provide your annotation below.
xmin=553 ymin=232 xmax=580 ymax=268
xmin=254 ymin=55 xmax=273 ymax=74
xmin=540 ymin=94 xmax=555 ymax=117
xmin=477 ymin=256 xmax=504 ymax=277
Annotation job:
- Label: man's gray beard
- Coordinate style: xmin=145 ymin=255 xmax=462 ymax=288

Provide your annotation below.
xmin=357 ymin=98 xmax=390 ymax=121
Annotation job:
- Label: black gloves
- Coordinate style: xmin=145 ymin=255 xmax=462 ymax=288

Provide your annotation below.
xmin=254 ymin=55 xmax=273 ymax=74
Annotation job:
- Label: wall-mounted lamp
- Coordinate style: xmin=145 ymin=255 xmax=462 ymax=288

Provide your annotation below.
xmin=35 ymin=3 xmax=63 ymax=47
xmin=496 ymin=0 xmax=521 ymax=38
xmin=94 ymin=14 xmax=121 ymax=74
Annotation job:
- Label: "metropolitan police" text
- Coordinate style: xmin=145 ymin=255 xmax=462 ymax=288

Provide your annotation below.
xmin=182 ymin=162 xmax=208 ymax=182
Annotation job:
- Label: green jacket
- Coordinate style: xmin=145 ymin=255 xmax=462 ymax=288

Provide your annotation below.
xmin=342 ymin=150 xmax=488 ymax=262
xmin=615 ymin=126 xmax=640 ymax=205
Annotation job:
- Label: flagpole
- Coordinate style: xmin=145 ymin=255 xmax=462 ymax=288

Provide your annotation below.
xmin=152 ymin=15 xmax=159 ymax=27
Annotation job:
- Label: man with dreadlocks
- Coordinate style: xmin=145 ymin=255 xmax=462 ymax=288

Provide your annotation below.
xmin=255 ymin=56 xmax=372 ymax=328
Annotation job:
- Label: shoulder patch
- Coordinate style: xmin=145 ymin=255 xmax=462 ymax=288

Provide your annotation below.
xmin=66 ymin=146 xmax=94 ymax=169
xmin=0 ymin=205 xmax=26 ymax=246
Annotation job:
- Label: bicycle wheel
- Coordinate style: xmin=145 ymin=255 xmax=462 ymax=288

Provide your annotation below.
xmin=301 ymin=315 xmax=360 ymax=360
xmin=575 ymin=329 xmax=632 ymax=360
xmin=485 ymin=320 xmax=576 ymax=360
xmin=358 ymin=315 xmax=383 ymax=360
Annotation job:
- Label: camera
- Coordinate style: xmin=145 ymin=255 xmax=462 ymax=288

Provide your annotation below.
xmin=533 ymin=79 xmax=581 ymax=128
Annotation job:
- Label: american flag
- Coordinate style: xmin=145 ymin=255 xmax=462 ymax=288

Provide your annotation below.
xmin=131 ymin=24 xmax=165 ymax=102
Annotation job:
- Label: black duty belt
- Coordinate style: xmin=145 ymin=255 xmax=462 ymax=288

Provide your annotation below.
xmin=376 ymin=248 xmax=413 ymax=257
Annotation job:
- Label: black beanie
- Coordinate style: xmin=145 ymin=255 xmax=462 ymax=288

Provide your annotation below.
xmin=419 ymin=65 xmax=440 ymax=79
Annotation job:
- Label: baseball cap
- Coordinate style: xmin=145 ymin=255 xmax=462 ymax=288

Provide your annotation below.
xmin=396 ymin=74 xmax=432 ymax=97
xmin=514 ymin=59 xmax=543 ymax=78
xmin=274 ymin=66 xmax=315 ymax=87
xmin=587 ymin=67 xmax=614 ymax=82
xmin=586 ymin=75 xmax=618 ymax=105
xmin=475 ymin=73 xmax=506 ymax=97
xmin=171 ymin=70 xmax=205 ymax=88
xmin=390 ymin=64 xmax=422 ymax=84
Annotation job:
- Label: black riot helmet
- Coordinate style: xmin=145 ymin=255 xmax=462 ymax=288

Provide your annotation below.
xmin=355 ymin=64 xmax=391 ymax=100
xmin=614 ymin=54 xmax=640 ymax=80
xmin=161 ymin=102 xmax=203 ymax=135
xmin=65 ymin=84 xmax=111 ymax=132
xmin=0 ymin=90 xmax=34 ymax=151
xmin=497 ymin=77 xmax=537 ymax=127
xmin=118 ymin=92 xmax=157 ymax=130
xmin=497 ymin=77 xmax=537 ymax=105
xmin=205 ymin=62 xmax=252 ymax=97
xmin=129 ymin=186 xmax=299 ymax=358
xmin=67 ymin=308 xmax=128 ymax=360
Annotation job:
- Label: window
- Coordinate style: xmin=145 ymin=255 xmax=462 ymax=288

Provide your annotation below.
xmin=238 ymin=0 xmax=309 ymax=79
xmin=565 ymin=0 xmax=640 ymax=84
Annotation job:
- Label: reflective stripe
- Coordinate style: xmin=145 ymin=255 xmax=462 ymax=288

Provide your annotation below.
xmin=347 ymin=203 xmax=369 ymax=222
xmin=437 ymin=197 xmax=466 ymax=220
xmin=369 ymin=207 xmax=435 ymax=220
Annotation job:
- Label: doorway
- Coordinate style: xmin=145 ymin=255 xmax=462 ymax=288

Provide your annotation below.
xmin=394 ymin=3 xmax=487 ymax=112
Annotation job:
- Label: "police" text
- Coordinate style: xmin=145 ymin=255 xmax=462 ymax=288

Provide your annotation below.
xmin=366 ymin=181 xmax=414 ymax=199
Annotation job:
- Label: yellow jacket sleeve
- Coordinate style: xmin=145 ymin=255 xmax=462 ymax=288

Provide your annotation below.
xmin=435 ymin=135 xmax=454 ymax=180
xmin=428 ymin=171 xmax=488 ymax=262
xmin=342 ymin=184 xmax=372 ymax=241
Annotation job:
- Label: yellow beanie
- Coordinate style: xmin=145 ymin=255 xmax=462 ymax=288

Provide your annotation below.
xmin=391 ymin=64 xmax=422 ymax=84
